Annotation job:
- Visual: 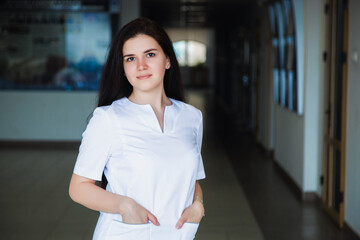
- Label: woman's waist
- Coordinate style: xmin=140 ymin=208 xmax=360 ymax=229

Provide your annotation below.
xmin=106 ymin=189 xmax=194 ymax=217
xmin=101 ymin=210 xmax=187 ymax=226
xmin=99 ymin=213 xmax=200 ymax=238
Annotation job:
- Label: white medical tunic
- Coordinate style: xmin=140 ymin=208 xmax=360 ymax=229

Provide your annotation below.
xmin=73 ymin=97 xmax=206 ymax=240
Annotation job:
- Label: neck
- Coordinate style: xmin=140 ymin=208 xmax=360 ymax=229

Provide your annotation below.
xmin=129 ymin=89 xmax=171 ymax=110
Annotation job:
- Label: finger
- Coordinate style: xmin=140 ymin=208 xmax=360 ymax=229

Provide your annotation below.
xmin=148 ymin=213 xmax=160 ymax=226
xmin=175 ymin=215 xmax=187 ymax=229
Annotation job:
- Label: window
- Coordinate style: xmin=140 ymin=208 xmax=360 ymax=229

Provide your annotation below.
xmin=283 ymin=0 xmax=297 ymax=112
xmin=173 ymin=40 xmax=207 ymax=67
xmin=268 ymin=0 xmax=298 ymax=114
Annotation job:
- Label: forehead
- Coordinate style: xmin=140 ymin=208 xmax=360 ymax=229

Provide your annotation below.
xmin=123 ymin=34 xmax=162 ymax=53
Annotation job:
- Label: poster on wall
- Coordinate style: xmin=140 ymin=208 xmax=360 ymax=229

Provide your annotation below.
xmin=0 ymin=12 xmax=110 ymax=90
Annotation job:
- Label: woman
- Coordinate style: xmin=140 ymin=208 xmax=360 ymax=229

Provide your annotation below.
xmin=69 ymin=17 xmax=206 ymax=240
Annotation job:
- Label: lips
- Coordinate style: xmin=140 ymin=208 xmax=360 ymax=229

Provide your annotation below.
xmin=136 ymin=74 xmax=152 ymax=80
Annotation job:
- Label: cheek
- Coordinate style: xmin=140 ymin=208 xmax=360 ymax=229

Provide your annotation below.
xmin=123 ymin=64 xmax=133 ymax=76
xmin=123 ymin=65 xmax=135 ymax=86
xmin=123 ymin=63 xmax=129 ymax=73
xmin=154 ymin=62 xmax=167 ymax=74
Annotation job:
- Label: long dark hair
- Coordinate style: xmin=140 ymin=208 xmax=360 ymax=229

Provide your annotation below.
xmin=97 ymin=17 xmax=184 ymax=107
xmin=99 ymin=18 xmax=184 ymax=188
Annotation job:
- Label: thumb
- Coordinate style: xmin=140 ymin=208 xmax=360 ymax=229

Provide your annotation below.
xmin=176 ymin=214 xmax=187 ymax=229
xmin=148 ymin=212 xmax=160 ymax=226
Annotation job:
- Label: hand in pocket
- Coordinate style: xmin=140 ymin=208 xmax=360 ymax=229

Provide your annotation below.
xmin=175 ymin=201 xmax=205 ymax=229
xmin=122 ymin=198 xmax=160 ymax=225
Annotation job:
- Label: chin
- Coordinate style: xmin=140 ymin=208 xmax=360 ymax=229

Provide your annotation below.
xmin=132 ymin=82 xmax=163 ymax=93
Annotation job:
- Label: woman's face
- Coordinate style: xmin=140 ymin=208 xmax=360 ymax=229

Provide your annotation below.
xmin=123 ymin=34 xmax=170 ymax=95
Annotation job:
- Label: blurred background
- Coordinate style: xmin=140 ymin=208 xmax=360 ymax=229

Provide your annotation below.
xmin=0 ymin=0 xmax=360 ymax=239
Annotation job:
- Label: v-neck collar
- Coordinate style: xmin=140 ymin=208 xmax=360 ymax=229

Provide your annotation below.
xmin=124 ymin=97 xmax=174 ymax=134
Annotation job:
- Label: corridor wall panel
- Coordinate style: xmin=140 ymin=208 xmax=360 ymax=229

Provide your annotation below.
xmin=274 ymin=105 xmax=304 ymax=189
xmin=0 ymin=91 xmax=96 ymax=140
xmin=258 ymin=6 xmax=274 ymax=150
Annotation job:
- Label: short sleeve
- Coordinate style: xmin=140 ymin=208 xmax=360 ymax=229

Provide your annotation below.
xmin=196 ymin=111 xmax=206 ymax=180
xmin=73 ymin=107 xmax=112 ymax=181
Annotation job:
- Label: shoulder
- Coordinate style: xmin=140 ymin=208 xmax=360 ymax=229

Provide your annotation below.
xmin=85 ymin=106 xmax=112 ymax=131
xmin=171 ymin=99 xmax=203 ymax=122
xmin=91 ymin=105 xmax=112 ymax=122
xmin=93 ymin=105 xmax=111 ymax=114
xmin=93 ymin=97 xmax=128 ymax=117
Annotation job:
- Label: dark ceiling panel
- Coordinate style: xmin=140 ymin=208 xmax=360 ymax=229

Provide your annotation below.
xmin=141 ymin=0 xmax=255 ymax=28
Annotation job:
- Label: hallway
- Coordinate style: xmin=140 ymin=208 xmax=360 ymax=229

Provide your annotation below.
xmin=0 ymin=90 xmax=356 ymax=240
xmin=1 ymin=0 xmax=360 ymax=239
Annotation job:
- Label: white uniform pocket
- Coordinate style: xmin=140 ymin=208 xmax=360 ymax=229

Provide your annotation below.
xmin=149 ymin=222 xmax=200 ymax=240
xmin=181 ymin=222 xmax=200 ymax=240
xmin=106 ymin=220 xmax=150 ymax=240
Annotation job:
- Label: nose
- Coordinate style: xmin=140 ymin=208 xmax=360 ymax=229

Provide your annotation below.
xmin=137 ymin=57 xmax=148 ymax=71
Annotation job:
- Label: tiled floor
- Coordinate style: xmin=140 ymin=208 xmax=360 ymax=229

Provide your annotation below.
xmin=195 ymin=127 xmax=264 ymax=240
xmin=0 ymin=149 xmax=98 ymax=240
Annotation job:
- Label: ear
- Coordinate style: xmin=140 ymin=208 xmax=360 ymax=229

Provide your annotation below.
xmin=165 ymin=58 xmax=171 ymax=69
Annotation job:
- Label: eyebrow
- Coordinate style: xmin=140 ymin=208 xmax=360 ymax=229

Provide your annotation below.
xmin=123 ymin=48 xmax=158 ymax=58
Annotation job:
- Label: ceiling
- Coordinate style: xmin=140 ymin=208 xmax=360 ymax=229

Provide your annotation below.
xmin=0 ymin=0 xmax=258 ymax=29
xmin=141 ymin=0 xmax=257 ymax=28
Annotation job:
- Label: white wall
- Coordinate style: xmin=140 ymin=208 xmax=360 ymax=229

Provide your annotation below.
xmin=302 ymin=0 xmax=325 ymax=192
xmin=274 ymin=106 xmax=304 ymax=188
xmin=272 ymin=0 xmax=324 ymax=192
xmin=345 ymin=0 xmax=360 ymax=235
xmin=0 ymin=91 xmax=97 ymax=141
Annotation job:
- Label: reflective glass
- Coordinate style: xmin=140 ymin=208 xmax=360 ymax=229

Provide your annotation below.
xmin=0 ymin=12 xmax=110 ymax=90
xmin=288 ymin=71 xmax=293 ymax=110
xmin=273 ymin=69 xmax=279 ymax=102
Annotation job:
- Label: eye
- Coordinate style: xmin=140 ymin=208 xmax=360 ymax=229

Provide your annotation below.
xmin=146 ymin=52 xmax=155 ymax=58
xmin=126 ymin=57 xmax=135 ymax=62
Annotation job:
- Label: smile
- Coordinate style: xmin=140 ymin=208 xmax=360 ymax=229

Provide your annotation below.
xmin=136 ymin=74 xmax=152 ymax=80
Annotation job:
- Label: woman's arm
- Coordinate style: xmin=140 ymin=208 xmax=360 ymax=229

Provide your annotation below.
xmin=69 ymin=173 xmax=159 ymax=225
xmin=175 ymin=180 xmax=205 ymax=229
xmin=193 ymin=180 xmax=204 ymax=206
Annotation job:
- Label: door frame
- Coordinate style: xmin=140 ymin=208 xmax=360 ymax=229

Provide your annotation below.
xmin=321 ymin=0 xmax=349 ymax=228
